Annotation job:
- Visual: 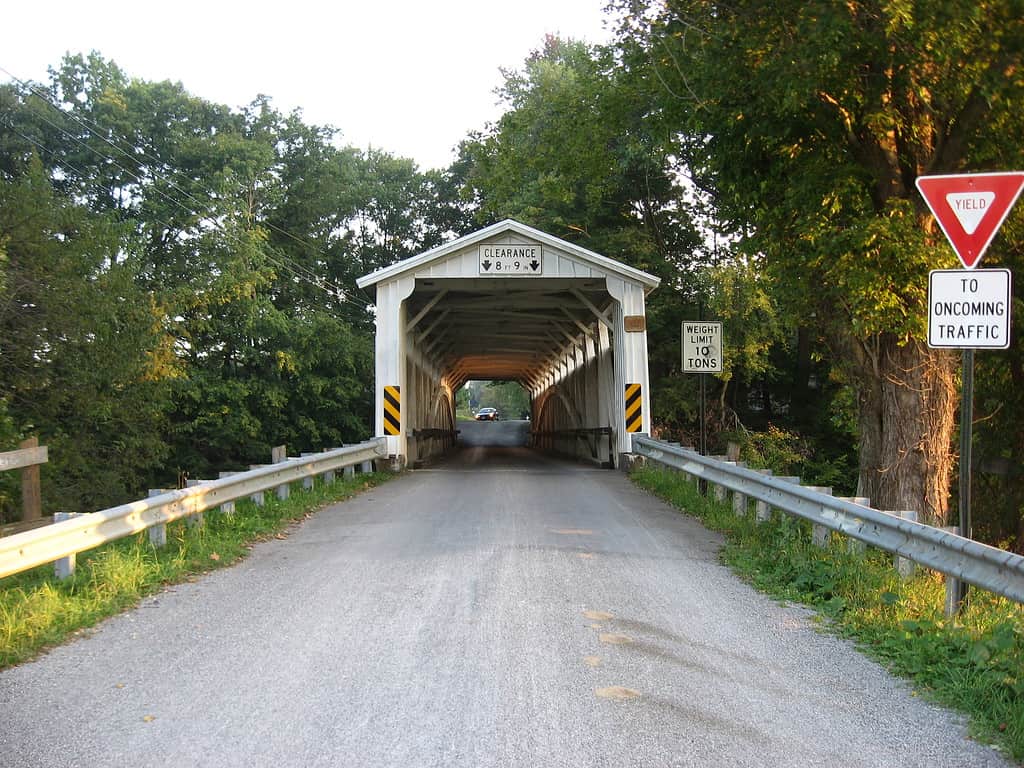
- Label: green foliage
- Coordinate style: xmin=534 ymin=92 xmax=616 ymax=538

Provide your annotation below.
xmin=618 ymin=0 xmax=1024 ymax=525
xmin=726 ymin=424 xmax=856 ymax=494
xmin=458 ymin=36 xmax=701 ymax=279
xmin=0 ymin=471 xmax=391 ymax=668
xmin=1 ymin=53 xmax=449 ymax=517
xmin=0 ymin=399 xmax=19 ymax=520
xmin=706 ymin=255 xmax=786 ymax=388
xmin=632 ymin=465 xmax=1024 ymax=759
xmin=460 ymin=380 xmax=530 ymax=418
xmin=0 ymin=159 xmax=172 ymax=514
xmin=481 ymin=381 xmax=531 ymax=419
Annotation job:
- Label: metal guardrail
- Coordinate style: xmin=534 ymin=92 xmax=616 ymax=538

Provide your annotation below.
xmin=0 ymin=439 xmax=387 ymax=580
xmin=631 ymin=435 xmax=1024 ymax=605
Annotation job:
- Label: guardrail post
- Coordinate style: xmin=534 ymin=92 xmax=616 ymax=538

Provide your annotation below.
xmin=941 ymin=526 xmax=963 ymax=616
xmin=300 ymin=454 xmax=317 ymax=490
xmin=754 ymin=469 xmax=775 ymax=521
xmin=839 ymin=498 xmax=871 ymax=554
xmin=680 ymin=446 xmax=699 ymax=487
xmin=19 ymin=437 xmax=43 ymax=522
xmin=771 ymin=477 xmax=801 ymax=522
xmin=217 ymin=473 xmax=239 ymax=514
xmin=243 ymin=467 xmax=267 ymax=507
xmin=732 ymin=484 xmax=748 ymax=517
xmin=805 ymin=486 xmax=834 ymax=545
xmin=895 ymin=511 xmax=918 ymax=578
xmin=272 ymin=445 xmax=290 ymax=500
xmin=184 ymin=480 xmax=206 ymax=527
xmin=147 ymin=490 xmax=170 ymax=546
xmin=708 ymin=457 xmax=729 ymax=501
xmin=53 ymin=512 xmax=81 ymax=579
xmin=360 ymin=459 xmax=374 ymax=474
xmin=323 ymin=453 xmax=339 ymax=484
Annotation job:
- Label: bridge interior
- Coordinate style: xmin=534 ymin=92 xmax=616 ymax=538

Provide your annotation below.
xmin=357 ymin=220 xmax=659 ymax=469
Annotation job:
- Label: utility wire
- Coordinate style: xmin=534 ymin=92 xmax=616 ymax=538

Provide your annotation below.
xmin=0 ymin=65 xmax=374 ymax=312
xmin=6 ymin=122 xmax=374 ymax=327
xmin=0 ymin=63 xmax=366 ymax=304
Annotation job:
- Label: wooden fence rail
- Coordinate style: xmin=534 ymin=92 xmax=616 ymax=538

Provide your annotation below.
xmin=0 ymin=437 xmax=47 ymax=523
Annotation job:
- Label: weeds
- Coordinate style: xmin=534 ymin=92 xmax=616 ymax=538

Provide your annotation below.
xmin=632 ymin=464 xmax=1024 ymax=762
xmin=0 ymin=472 xmax=390 ymax=669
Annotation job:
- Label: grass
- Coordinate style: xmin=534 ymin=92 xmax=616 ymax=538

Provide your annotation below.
xmin=631 ymin=464 xmax=1024 ymax=763
xmin=0 ymin=471 xmax=391 ymax=669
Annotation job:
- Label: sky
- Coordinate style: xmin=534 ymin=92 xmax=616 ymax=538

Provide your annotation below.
xmin=2 ymin=0 xmax=616 ymax=171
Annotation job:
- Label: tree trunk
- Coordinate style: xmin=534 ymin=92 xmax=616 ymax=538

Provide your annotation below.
xmin=794 ymin=326 xmax=812 ymax=402
xmin=847 ymin=333 xmax=957 ymax=526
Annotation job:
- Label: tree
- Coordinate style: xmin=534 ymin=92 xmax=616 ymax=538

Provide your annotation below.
xmin=457 ymin=37 xmax=716 ymax=434
xmin=620 ymin=0 xmax=1024 ymax=524
xmin=461 ymin=37 xmax=700 ymax=271
xmin=0 ymin=159 xmax=172 ymax=514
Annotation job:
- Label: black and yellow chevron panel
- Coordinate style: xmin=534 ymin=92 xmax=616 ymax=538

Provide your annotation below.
xmin=624 ymin=383 xmax=643 ymax=433
xmin=383 ymin=385 xmax=401 ymax=436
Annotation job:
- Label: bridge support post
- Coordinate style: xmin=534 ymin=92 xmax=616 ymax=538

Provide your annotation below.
xmin=608 ymin=281 xmax=651 ymax=461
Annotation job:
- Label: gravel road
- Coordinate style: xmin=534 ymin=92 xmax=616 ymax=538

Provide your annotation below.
xmin=0 ymin=421 xmax=1011 ymax=767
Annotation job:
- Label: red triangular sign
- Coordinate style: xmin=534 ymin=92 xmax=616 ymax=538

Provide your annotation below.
xmin=916 ymin=172 xmax=1024 ymax=268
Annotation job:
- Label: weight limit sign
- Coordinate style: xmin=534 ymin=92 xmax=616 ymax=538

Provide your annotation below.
xmin=682 ymin=321 xmax=723 ymax=373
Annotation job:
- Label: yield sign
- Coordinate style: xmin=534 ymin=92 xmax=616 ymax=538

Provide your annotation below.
xmin=916 ymin=172 xmax=1024 ymax=268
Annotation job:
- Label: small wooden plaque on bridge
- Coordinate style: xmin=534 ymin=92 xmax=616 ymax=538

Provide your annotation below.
xmin=623 ymin=315 xmax=646 ymax=333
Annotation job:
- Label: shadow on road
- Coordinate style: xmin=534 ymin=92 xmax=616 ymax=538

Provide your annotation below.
xmin=426 ymin=419 xmax=566 ymax=471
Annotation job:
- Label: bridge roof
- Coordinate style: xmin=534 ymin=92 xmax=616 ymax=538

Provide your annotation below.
xmin=355 ymin=219 xmax=661 ymax=294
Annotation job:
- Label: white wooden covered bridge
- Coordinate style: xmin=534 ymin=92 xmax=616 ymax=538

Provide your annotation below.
xmin=356 ymin=220 xmax=659 ymax=468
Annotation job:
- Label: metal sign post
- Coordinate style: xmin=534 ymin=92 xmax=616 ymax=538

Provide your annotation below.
xmin=959 ymin=349 xmax=974 ymax=542
xmin=682 ymin=320 xmax=723 ymax=460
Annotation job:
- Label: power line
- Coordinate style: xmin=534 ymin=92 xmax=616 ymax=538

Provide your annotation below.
xmin=0 ymin=63 xmax=366 ymax=304
xmin=0 ymin=64 xmax=374 ymax=313
xmin=5 ymin=123 xmax=374 ymax=327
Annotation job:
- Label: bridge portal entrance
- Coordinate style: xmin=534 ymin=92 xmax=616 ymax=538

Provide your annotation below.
xmin=356 ymin=220 xmax=659 ymax=468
